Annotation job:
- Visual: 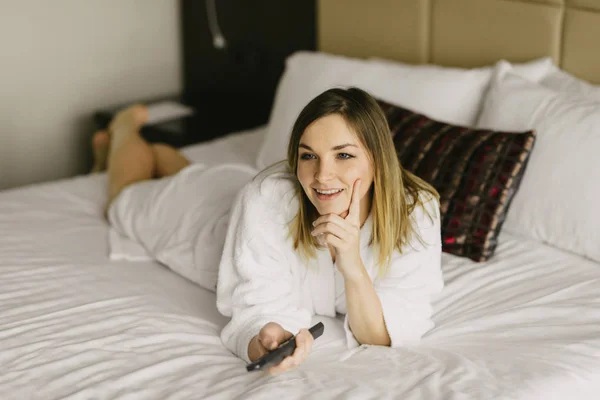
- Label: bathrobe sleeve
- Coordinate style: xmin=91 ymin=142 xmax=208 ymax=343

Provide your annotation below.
xmin=344 ymin=194 xmax=444 ymax=348
xmin=216 ymin=174 xmax=312 ymax=363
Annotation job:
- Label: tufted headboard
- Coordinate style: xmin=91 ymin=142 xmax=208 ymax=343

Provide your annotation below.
xmin=317 ymin=0 xmax=600 ymax=84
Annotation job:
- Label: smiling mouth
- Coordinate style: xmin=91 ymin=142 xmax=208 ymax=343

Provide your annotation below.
xmin=313 ymin=188 xmax=344 ymax=201
xmin=314 ymin=188 xmax=343 ymax=195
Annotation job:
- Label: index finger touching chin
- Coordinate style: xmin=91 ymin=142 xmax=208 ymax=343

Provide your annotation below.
xmin=348 ymin=179 xmax=361 ymax=219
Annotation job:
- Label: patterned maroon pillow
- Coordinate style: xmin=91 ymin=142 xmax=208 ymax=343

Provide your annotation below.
xmin=377 ymin=100 xmax=536 ymax=262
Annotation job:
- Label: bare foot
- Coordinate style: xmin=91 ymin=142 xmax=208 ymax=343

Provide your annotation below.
xmin=91 ymin=130 xmax=110 ymax=173
xmin=108 ymin=104 xmax=149 ymax=154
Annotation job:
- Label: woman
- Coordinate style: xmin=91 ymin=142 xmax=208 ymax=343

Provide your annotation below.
xmin=98 ymin=87 xmax=443 ymax=376
xmin=217 ymin=87 xmax=443 ymax=375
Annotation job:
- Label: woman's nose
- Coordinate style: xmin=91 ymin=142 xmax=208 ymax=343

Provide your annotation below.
xmin=315 ymin=160 xmax=334 ymax=182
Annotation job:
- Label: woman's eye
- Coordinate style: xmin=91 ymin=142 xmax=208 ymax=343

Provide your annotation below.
xmin=337 ymin=153 xmax=354 ymax=160
xmin=300 ymin=153 xmax=316 ymax=160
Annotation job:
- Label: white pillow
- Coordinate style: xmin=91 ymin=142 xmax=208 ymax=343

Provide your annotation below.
xmin=364 ymin=56 xmax=553 ymax=125
xmin=257 ymin=52 xmax=368 ymax=169
xmin=256 ymin=51 xmax=553 ymax=169
xmin=540 ymin=65 xmax=600 ymax=100
xmin=476 ymin=62 xmax=600 ymax=262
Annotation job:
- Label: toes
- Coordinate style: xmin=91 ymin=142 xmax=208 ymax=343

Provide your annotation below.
xmin=92 ymin=131 xmax=110 ymax=149
xmin=91 ymin=130 xmax=110 ymax=173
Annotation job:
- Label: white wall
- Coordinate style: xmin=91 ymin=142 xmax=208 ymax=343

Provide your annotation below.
xmin=0 ymin=0 xmax=182 ymax=190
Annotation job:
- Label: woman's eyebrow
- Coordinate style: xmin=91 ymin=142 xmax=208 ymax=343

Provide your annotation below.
xmin=332 ymin=143 xmax=358 ymax=151
xmin=299 ymin=143 xmax=358 ymax=151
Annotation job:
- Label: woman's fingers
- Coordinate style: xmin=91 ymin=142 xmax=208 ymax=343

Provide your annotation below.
xmin=313 ymin=213 xmax=353 ymax=229
xmin=312 ymin=221 xmax=358 ymax=252
xmin=312 ymin=214 xmax=360 ymax=245
xmin=290 ymin=329 xmax=312 ymax=364
xmin=347 ymin=179 xmax=361 ymax=224
xmin=311 ymin=221 xmax=350 ymax=241
xmin=296 ymin=329 xmax=313 ymax=363
xmin=267 ymin=355 xmax=295 ymax=376
xmin=268 ymin=329 xmax=314 ymax=376
xmin=312 ymin=212 xmax=361 ymax=254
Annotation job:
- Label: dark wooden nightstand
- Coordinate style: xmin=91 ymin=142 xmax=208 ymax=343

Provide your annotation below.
xmin=94 ymin=90 xmax=272 ymax=148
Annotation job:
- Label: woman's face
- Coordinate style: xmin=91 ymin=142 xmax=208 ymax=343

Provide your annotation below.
xmin=296 ymin=114 xmax=374 ymax=223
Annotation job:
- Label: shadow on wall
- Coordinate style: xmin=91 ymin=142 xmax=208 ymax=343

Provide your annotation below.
xmin=0 ymin=0 xmax=182 ymax=191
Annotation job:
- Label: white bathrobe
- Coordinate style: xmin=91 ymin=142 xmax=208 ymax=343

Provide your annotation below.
xmin=216 ymin=165 xmax=444 ymax=363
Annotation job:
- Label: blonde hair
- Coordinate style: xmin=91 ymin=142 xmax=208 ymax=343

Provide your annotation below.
xmin=282 ymin=87 xmax=438 ymax=276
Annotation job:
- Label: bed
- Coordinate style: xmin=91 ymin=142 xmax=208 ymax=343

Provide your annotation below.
xmin=2 ymin=1 xmax=600 ymax=399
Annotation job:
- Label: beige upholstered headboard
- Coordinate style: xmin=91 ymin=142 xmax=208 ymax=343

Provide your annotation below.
xmin=318 ymin=0 xmax=600 ymax=84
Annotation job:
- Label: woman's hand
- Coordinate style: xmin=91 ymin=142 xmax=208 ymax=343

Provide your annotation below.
xmin=248 ymin=322 xmax=314 ymax=376
xmin=311 ymin=180 xmax=364 ymax=277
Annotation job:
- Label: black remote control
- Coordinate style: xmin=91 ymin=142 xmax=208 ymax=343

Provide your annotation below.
xmin=245 ymin=322 xmax=325 ymax=372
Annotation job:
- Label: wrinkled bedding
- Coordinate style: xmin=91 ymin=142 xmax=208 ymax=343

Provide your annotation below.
xmin=1 ymin=126 xmax=599 ymax=400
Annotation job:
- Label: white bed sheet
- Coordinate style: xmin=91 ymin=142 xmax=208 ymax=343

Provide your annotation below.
xmin=1 ymin=126 xmax=599 ymax=400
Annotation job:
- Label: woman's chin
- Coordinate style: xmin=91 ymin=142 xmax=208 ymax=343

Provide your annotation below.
xmin=314 ymin=204 xmax=345 ymax=216
xmin=308 ymin=195 xmax=347 ymax=216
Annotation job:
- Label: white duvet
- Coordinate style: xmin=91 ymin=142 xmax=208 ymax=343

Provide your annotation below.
xmin=1 ymin=127 xmax=599 ymax=400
